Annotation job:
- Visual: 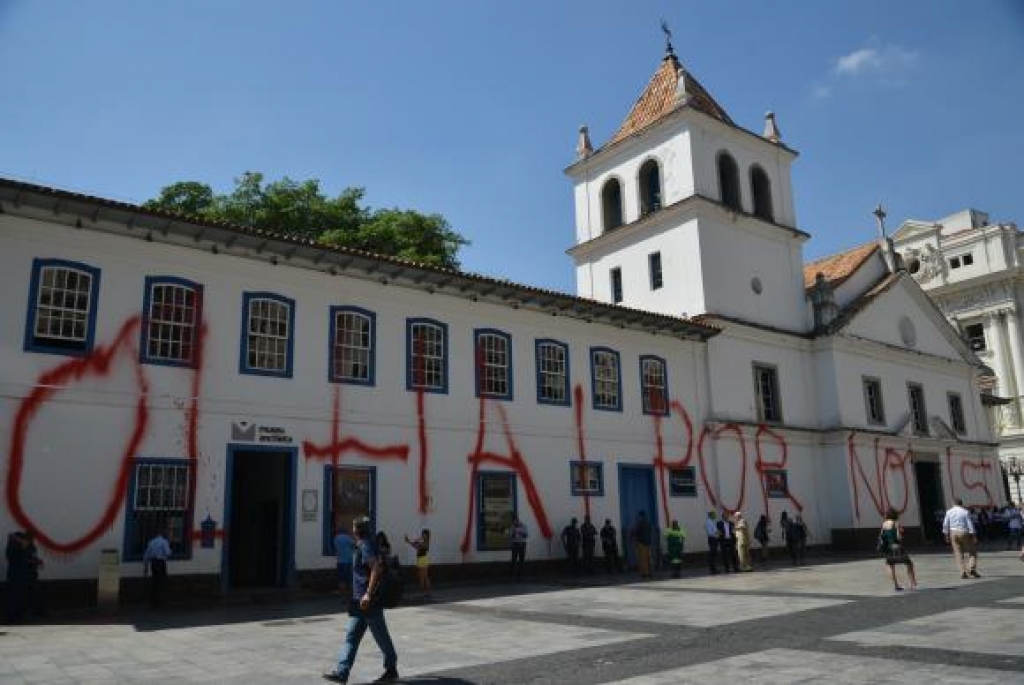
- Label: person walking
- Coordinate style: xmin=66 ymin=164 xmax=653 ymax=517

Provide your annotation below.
xmin=404 ymin=529 xmax=431 ymax=597
xmin=754 ymin=514 xmax=771 ymax=562
xmin=1005 ymin=504 xmax=1022 ymax=551
xmin=580 ymin=516 xmax=598 ymax=573
xmin=734 ymin=511 xmax=753 ymax=571
xmin=943 ymin=498 xmax=981 ymax=579
xmin=561 ymin=518 xmax=581 ymax=574
xmin=879 ymin=508 xmax=917 ymax=591
xmin=665 ymin=520 xmax=686 ymax=578
xmin=323 ymin=517 xmax=399 ymax=684
xmin=333 ymin=524 xmax=355 ymax=596
xmin=142 ymin=526 xmax=172 ymax=608
xmin=705 ymin=511 xmax=720 ymax=575
xmin=508 ymin=517 xmax=529 ymax=581
xmin=600 ymin=519 xmax=621 ymax=573
xmin=631 ymin=510 xmax=654 ymax=579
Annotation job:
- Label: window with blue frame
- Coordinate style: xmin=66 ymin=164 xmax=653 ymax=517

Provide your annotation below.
xmin=640 ymin=355 xmax=669 ymax=415
xmin=240 ymin=293 xmax=295 ymax=377
xmin=669 ymin=467 xmax=697 ymax=496
xmin=570 ymin=461 xmax=604 ymax=496
xmin=536 ymin=339 xmax=570 ymax=406
xmin=478 ymin=472 xmax=516 ymax=551
xmin=610 ymin=267 xmax=623 ymax=304
xmin=591 ymin=347 xmax=622 ymax=411
xmin=322 ymin=465 xmax=375 ymax=556
xmin=330 ymin=306 xmax=375 ymax=385
xmin=475 ymin=329 xmax=513 ymax=400
xmin=763 ymin=469 xmax=789 ymax=498
xmin=407 ymin=318 xmax=448 ymax=393
xmin=24 ymin=258 xmax=101 ymax=356
xmin=141 ymin=277 xmax=202 ymax=367
xmin=123 ymin=459 xmax=192 ymax=561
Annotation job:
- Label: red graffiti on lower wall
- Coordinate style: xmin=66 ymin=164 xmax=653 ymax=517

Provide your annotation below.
xmin=848 ymin=434 xmax=912 ymax=521
xmin=302 ymin=386 xmax=411 ymax=501
xmin=652 ymin=400 xmax=694 ymax=525
xmin=460 ymin=397 xmax=553 ymax=554
xmin=946 ymin=447 xmax=996 ymax=507
xmin=754 ymin=425 xmax=804 ymax=517
xmin=572 ymin=385 xmax=592 ymax=520
xmin=698 ymin=422 xmax=748 ymax=513
xmin=7 ymin=317 xmax=149 ymax=554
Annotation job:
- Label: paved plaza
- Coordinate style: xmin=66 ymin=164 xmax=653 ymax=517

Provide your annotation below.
xmin=2 ymin=550 xmax=1024 ymax=684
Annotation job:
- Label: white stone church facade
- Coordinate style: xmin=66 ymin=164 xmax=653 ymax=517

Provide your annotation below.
xmin=0 ymin=46 xmax=1000 ymax=603
xmin=894 ymin=209 xmax=1024 ymax=502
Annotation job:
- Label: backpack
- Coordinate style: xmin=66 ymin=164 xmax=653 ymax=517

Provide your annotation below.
xmin=375 ymin=555 xmax=405 ymax=609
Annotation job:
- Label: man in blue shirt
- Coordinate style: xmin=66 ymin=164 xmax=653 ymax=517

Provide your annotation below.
xmin=142 ymin=526 xmax=172 ymax=608
xmin=333 ymin=524 xmax=355 ymax=596
xmin=324 ymin=517 xmax=399 ymax=683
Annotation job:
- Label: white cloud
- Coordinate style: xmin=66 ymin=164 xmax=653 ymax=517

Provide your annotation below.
xmin=833 ymin=43 xmax=919 ymax=82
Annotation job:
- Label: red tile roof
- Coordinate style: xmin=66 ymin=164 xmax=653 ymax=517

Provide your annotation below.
xmin=606 ymin=54 xmax=735 ymax=148
xmin=803 ymin=242 xmax=879 ymax=290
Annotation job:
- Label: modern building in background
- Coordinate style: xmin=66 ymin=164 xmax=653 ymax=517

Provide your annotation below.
xmin=0 ymin=41 xmax=1001 ymax=605
xmin=894 ymin=210 xmax=1024 ymax=502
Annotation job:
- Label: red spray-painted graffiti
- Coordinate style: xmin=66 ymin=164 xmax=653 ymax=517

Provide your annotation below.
xmin=753 ymin=425 xmax=804 ymax=517
xmin=946 ymin=447 xmax=996 ymax=507
xmin=572 ymin=384 xmax=592 ymax=521
xmin=460 ymin=396 xmax=553 ymax=554
xmin=698 ymin=423 xmax=747 ymax=513
xmin=6 ymin=317 xmax=149 ymax=554
xmin=847 ymin=434 xmax=912 ymax=521
xmin=301 ymin=386 xmax=413 ymax=522
xmin=652 ymin=400 xmax=694 ymax=525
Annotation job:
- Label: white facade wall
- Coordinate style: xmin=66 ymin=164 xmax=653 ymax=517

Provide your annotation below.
xmin=1 ymin=211 xmax=741 ymax=581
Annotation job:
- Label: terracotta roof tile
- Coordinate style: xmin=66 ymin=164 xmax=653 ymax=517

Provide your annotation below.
xmin=803 ymin=242 xmax=879 ymax=290
xmin=606 ymin=54 xmax=735 ymax=148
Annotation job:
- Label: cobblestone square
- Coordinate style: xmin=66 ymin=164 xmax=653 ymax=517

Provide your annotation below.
xmin=2 ymin=550 xmax=1023 ymax=684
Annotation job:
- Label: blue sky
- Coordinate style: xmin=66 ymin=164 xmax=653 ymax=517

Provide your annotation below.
xmin=2 ymin=1 xmax=1022 ymax=293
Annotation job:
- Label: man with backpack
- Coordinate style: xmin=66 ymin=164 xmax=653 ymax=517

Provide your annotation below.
xmin=323 ymin=517 xmax=399 ymax=684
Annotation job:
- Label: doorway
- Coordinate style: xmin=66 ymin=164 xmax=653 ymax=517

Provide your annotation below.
xmin=914 ymin=460 xmax=945 ymax=543
xmin=618 ymin=464 xmax=658 ymax=569
xmin=224 ymin=446 xmax=295 ymax=589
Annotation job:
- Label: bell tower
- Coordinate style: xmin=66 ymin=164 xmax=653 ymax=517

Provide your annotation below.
xmin=565 ymin=38 xmax=809 ymax=330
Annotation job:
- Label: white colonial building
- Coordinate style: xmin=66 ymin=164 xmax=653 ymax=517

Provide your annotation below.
xmin=893 ymin=209 xmax=1024 ymax=502
xmin=0 ymin=43 xmax=1000 ymax=606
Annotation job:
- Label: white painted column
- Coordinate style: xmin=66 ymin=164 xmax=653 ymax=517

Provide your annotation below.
xmin=1006 ymin=309 xmax=1024 ymax=422
xmin=988 ymin=311 xmax=1015 ymax=430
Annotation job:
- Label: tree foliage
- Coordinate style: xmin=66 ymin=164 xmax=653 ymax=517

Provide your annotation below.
xmin=143 ymin=172 xmax=468 ymax=269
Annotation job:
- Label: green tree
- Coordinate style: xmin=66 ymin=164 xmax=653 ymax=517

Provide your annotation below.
xmin=144 ymin=172 xmax=468 ymax=269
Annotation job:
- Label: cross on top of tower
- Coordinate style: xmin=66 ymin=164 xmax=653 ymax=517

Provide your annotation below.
xmin=661 ymin=20 xmax=675 ymax=58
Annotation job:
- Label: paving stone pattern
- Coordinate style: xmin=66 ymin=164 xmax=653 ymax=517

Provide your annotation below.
xmin=1 ymin=550 xmax=1023 ymax=684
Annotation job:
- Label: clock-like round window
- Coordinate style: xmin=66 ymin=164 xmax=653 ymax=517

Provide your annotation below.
xmin=899 ymin=316 xmax=917 ymax=348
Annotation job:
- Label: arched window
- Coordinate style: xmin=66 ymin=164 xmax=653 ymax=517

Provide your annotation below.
xmin=717 ymin=152 xmax=741 ymax=211
xmin=750 ymin=165 xmax=774 ymax=222
xmin=601 ymin=178 xmax=624 ymax=232
xmin=639 ymin=159 xmax=662 ymax=217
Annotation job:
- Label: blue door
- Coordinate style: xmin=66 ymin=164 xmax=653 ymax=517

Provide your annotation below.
xmin=618 ymin=464 xmax=658 ymax=569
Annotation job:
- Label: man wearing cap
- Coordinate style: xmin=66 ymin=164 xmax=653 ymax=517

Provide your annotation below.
xmin=324 ymin=517 xmax=399 ymax=684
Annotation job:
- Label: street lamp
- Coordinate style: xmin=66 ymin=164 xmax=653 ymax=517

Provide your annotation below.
xmin=1006 ymin=457 xmax=1024 ymax=504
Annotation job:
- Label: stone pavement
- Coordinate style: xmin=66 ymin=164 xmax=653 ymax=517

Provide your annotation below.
xmin=2 ymin=550 xmax=1024 ymax=684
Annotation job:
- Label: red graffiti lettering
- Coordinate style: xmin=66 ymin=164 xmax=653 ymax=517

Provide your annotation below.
xmin=848 ymin=434 xmax=911 ymax=520
xmin=881 ymin=446 xmax=911 ymax=515
xmin=7 ymin=317 xmax=148 ymax=553
xmin=302 ymin=387 xmax=412 ymax=526
xmin=698 ymin=422 xmax=747 ymax=513
xmin=573 ymin=385 xmax=592 ymax=520
xmin=460 ymin=397 xmax=553 ymax=554
xmin=754 ymin=425 xmax=803 ymax=516
xmin=947 ymin=447 xmax=995 ymax=507
xmin=652 ymin=400 xmax=694 ymax=525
